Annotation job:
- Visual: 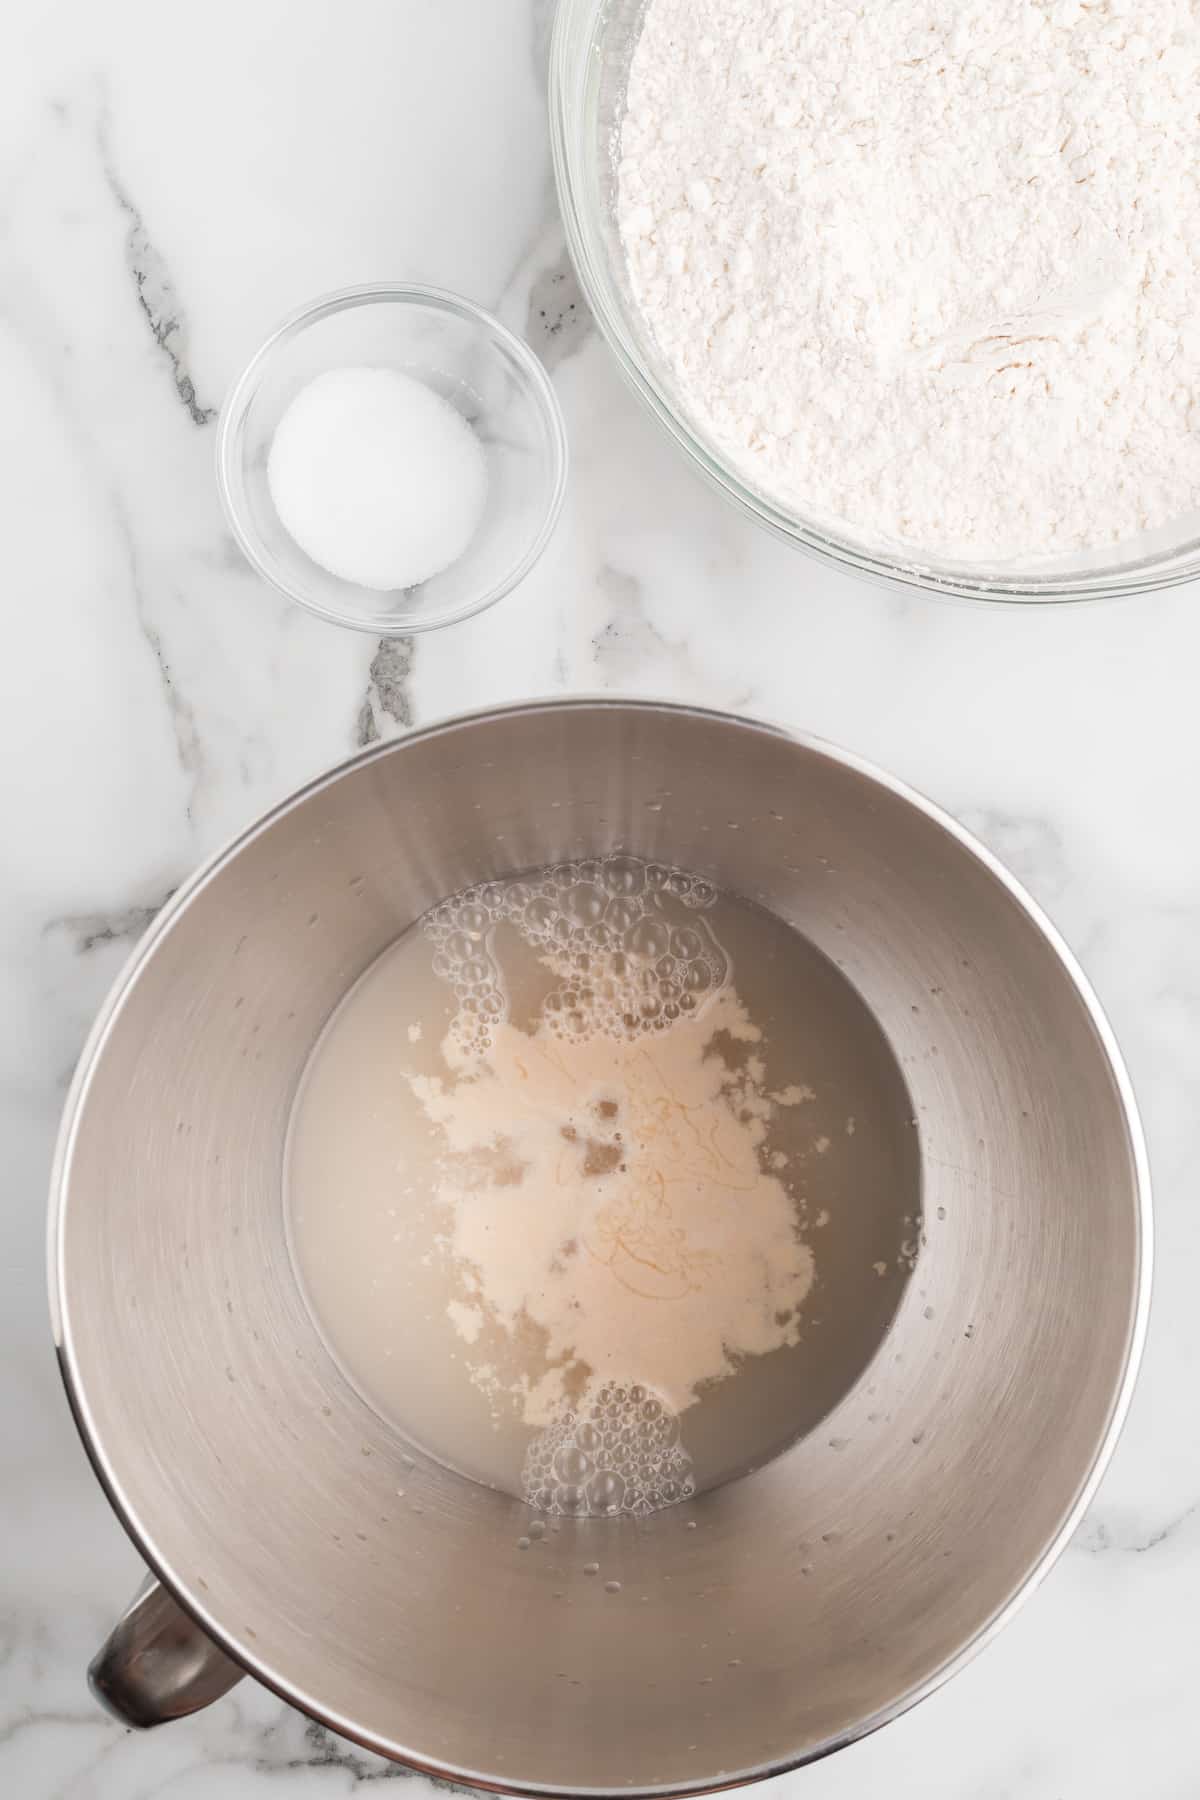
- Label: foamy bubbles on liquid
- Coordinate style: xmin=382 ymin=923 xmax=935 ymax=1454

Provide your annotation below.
xmin=421 ymin=855 xmax=722 ymax=1515
xmin=422 ymin=852 xmax=728 ymax=1059
xmin=522 ymin=1382 xmax=695 ymax=1517
xmin=289 ymin=845 xmax=921 ymax=1516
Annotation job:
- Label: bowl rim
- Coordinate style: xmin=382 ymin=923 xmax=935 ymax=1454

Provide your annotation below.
xmin=215 ymin=281 xmax=569 ymax=635
xmin=548 ymin=0 xmax=1200 ymax=607
xmin=48 ymin=695 xmax=1152 ymax=1798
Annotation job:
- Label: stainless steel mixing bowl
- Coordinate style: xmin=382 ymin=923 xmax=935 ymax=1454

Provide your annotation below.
xmin=550 ymin=0 xmax=1200 ymax=604
xmin=50 ymin=701 xmax=1150 ymax=1794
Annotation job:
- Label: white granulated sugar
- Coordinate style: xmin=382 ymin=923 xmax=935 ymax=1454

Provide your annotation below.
xmin=268 ymin=367 xmax=487 ymax=591
xmin=618 ymin=0 xmax=1200 ymax=560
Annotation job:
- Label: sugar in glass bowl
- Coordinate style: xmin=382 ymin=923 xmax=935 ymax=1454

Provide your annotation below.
xmin=549 ymin=0 xmax=1200 ymax=604
xmin=217 ymin=285 xmax=568 ymax=634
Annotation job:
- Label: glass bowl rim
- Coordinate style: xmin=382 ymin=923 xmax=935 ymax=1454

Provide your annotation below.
xmin=215 ymin=282 xmax=569 ymax=635
xmin=548 ymin=0 xmax=1200 ymax=608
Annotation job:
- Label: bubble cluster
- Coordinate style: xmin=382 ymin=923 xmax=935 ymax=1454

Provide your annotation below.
xmin=521 ymin=1381 xmax=696 ymax=1517
xmin=422 ymin=853 xmax=727 ymax=1057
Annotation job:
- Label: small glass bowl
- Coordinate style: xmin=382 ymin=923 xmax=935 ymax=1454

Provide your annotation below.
xmin=216 ymin=285 xmax=568 ymax=634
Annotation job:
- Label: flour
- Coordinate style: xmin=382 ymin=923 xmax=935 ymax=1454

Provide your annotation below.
xmin=617 ymin=0 xmax=1200 ymax=560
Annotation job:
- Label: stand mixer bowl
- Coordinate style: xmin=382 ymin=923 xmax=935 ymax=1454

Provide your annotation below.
xmin=51 ymin=700 xmax=1148 ymax=1793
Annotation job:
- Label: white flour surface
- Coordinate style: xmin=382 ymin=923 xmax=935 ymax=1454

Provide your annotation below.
xmin=618 ymin=0 xmax=1200 ymax=561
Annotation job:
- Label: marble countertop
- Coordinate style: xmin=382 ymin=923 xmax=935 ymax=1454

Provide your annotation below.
xmin=3 ymin=2 xmax=1198 ymax=1795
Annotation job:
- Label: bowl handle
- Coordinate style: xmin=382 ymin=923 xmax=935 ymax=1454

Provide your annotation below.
xmin=89 ymin=1575 xmax=244 ymax=1727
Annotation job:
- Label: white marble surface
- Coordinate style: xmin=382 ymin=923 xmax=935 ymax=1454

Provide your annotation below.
xmin=2 ymin=2 xmax=1198 ymax=1794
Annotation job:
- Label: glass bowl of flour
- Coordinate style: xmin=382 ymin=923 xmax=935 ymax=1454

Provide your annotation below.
xmin=551 ymin=0 xmax=1200 ymax=603
xmin=218 ymin=286 xmax=568 ymax=633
